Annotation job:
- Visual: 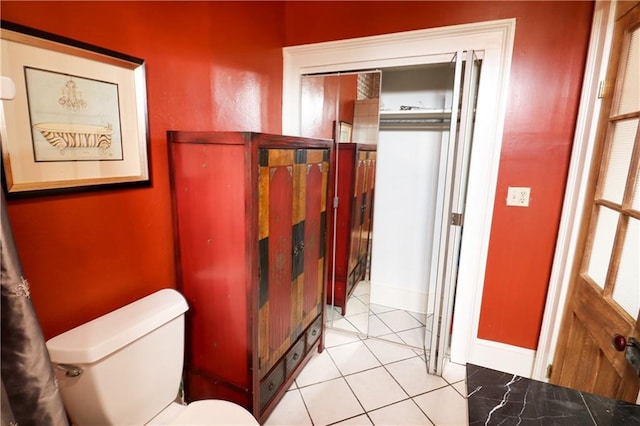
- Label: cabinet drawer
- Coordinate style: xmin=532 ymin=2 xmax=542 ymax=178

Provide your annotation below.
xmin=259 ymin=362 xmax=284 ymax=410
xmin=285 ymin=338 xmax=305 ymax=378
xmin=306 ymin=315 xmax=322 ymax=350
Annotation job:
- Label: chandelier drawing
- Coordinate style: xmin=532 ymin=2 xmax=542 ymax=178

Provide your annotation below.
xmin=58 ymin=78 xmax=87 ymax=111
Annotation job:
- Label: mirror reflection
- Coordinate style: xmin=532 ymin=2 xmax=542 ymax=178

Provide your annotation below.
xmin=301 ymin=61 xmax=469 ymax=363
xmin=300 ymin=71 xmax=380 ymax=336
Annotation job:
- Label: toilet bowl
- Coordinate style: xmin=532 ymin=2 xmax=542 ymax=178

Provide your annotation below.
xmin=46 ymin=289 xmax=259 ymax=425
xmin=148 ymin=401 xmax=258 ymax=425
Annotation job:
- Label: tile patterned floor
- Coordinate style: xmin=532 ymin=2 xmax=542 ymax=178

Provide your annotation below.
xmin=264 ymin=328 xmax=468 ymax=426
xmin=326 ymin=281 xmax=433 ymax=351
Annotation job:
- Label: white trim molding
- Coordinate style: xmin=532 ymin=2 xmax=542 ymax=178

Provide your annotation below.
xmin=283 ymin=19 xmax=516 ymax=368
xmin=532 ymin=0 xmax=617 ymax=382
xmin=470 ymin=339 xmax=536 ymax=378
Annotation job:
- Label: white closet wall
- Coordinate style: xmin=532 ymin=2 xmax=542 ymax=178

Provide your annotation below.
xmin=370 ymin=64 xmax=454 ymax=314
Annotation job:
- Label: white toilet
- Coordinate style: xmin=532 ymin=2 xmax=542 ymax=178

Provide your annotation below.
xmin=46 ymin=289 xmax=259 ymax=425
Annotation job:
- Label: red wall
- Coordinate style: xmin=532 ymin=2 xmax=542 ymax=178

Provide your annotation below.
xmin=2 ymin=1 xmax=594 ymax=351
xmin=1 ymin=1 xmax=285 ymax=339
xmin=300 ymin=74 xmax=358 ymax=140
xmin=284 ymin=1 xmax=594 ymax=349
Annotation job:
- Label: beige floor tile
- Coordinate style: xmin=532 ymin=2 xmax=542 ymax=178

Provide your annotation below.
xmin=442 ymin=360 xmax=467 ymax=384
xmin=327 ymin=340 xmax=381 ymax=375
xmin=345 ymin=366 xmax=408 ymax=411
xmin=299 ymin=377 xmax=364 ymax=425
xmin=333 ymin=414 xmax=373 ymax=425
xmin=324 ymin=328 xmax=361 ymax=348
xmin=376 ymin=310 xmax=424 ymax=332
xmin=368 ymin=399 xmax=434 ymax=426
xmin=295 ymin=349 xmax=341 ymax=388
xmin=386 ymin=357 xmax=449 ymax=396
xmin=363 ymin=337 xmax=417 ymax=364
xmin=413 ymin=386 xmax=468 ymax=426
xmin=263 ymin=389 xmax=311 ymax=426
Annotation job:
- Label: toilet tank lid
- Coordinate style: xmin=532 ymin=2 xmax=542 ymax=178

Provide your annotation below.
xmin=46 ymin=289 xmax=188 ymax=365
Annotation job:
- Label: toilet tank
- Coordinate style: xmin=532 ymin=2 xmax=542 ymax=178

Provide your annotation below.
xmin=46 ymin=289 xmax=189 ymax=425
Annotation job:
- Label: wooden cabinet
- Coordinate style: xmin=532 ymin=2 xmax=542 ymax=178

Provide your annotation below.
xmin=168 ymin=131 xmax=331 ymax=422
xmin=327 ymin=143 xmax=377 ymax=315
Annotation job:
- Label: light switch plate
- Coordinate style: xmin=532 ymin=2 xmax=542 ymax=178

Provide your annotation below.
xmin=507 ymin=186 xmax=531 ymax=207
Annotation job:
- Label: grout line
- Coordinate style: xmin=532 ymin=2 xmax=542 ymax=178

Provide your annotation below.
xmin=409 ymin=382 xmax=452 ymax=398
xmin=340 ymin=336 xmax=417 ymax=421
xmin=293 ymin=387 xmax=316 ymax=426
xmin=451 ymin=381 xmax=469 ymax=399
xmin=325 ymin=412 xmax=372 ymax=426
xmin=366 ymin=334 xmax=424 ymax=352
xmin=281 ymin=334 xmax=466 ymax=426
xmin=412 ymin=395 xmax=437 ymax=426
xmin=323 ymin=329 xmax=366 ymax=349
xmin=325 ymin=344 xmax=369 ymax=424
xmin=340 ymin=375 xmax=374 ymax=424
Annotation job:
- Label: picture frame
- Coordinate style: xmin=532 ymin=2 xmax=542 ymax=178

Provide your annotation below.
xmin=337 ymin=121 xmax=352 ymax=143
xmin=0 ymin=21 xmax=150 ymax=197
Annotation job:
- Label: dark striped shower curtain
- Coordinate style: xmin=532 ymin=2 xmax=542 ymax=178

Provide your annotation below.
xmin=0 ymin=191 xmax=68 ymax=426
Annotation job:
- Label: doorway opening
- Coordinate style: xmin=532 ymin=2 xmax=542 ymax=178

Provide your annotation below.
xmin=283 ymin=18 xmax=517 ymax=374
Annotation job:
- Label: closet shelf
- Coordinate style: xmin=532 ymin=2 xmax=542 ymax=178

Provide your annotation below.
xmin=379 ymin=109 xmax=451 ymax=130
xmin=379 ymin=109 xmax=452 ymax=120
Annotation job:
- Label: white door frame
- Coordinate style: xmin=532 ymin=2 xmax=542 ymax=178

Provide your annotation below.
xmin=282 ymin=19 xmax=519 ymax=371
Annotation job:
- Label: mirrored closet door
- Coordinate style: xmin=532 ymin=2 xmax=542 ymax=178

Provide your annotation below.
xmin=300 ymin=70 xmax=381 ymax=337
xmin=300 ymin=52 xmax=481 ymax=374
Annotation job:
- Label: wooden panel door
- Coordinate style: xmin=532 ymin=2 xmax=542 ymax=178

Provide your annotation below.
xmin=258 ymin=148 xmax=295 ymax=378
xmin=551 ymin=3 xmax=640 ymax=402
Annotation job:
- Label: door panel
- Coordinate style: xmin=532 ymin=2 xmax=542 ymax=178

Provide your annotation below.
xmin=428 ymin=50 xmax=480 ymax=374
xmin=266 ymin=164 xmax=294 ymax=368
xmin=303 ymin=160 xmax=325 ymax=320
xmin=551 ymin=3 xmax=640 ymax=402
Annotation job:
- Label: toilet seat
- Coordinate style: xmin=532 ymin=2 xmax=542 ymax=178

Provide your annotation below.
xmin=153 ymin=400 xmax=259 ymax=425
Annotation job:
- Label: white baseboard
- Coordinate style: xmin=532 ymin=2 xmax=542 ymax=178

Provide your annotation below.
xmin=370 ymin=281 xmax=431 ymax=314
xmin=466 ymin=338 xmax=536 ymax=378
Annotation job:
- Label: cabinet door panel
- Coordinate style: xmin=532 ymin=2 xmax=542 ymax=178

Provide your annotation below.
xmin=303 ymin=161 xmax=325 ymax=320
xmin=259 ymin=159 xmax=294 ymax=375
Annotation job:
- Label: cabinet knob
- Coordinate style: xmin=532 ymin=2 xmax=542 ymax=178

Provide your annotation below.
xmin=293 ymin=352 xmax=299 ymax=361
xmin=268 ymin=382 xmax=275 ymax=391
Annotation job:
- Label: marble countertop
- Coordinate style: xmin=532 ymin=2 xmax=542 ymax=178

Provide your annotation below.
xmin=466 ymin=363 xmax=640 ymax=425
